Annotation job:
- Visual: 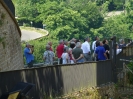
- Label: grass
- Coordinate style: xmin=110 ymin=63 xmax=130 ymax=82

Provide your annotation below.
xmin=42 ymin=84 xmax=116 ymax=99
xmin=42 ymin=83 xmax=133 ymax=99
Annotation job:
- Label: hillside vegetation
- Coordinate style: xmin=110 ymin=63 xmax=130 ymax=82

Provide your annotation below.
xmin=13 ymin=0 xmax=133 ymax=63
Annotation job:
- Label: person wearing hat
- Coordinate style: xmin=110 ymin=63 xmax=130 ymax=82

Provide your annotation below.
xmin=24 ymin=43 xmax=34 ymax=68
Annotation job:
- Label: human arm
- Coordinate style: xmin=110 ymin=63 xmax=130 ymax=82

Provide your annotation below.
xmin=43 ymin=52 xmax=46 ymax=61
xmin=76 ymin=49 xmax=84 ymax=61
xmin=76 ymin=54 xmax=84 ymax=61
xmin=86 ymin=43 xmax=91 ymax=54
xmin=103 ymin=48 xmax=108 ymax=59
xmin=25 ymin=48 xmax=32 ymax=54
xmin=104 ymin=53 xmax=108 ymax=59
xmin=53 ymin=52 xmax=55 ymax=60
xmin=92 ymin=41 xmax=95 ymax=50
xmin=66 ymin=53 xmax=69 ymax=63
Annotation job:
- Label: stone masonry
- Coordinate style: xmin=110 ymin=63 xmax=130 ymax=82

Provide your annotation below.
xmin=0 ymin=2 xmax=23 ymax=71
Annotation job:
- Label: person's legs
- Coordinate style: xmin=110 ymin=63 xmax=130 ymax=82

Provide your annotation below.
xmin=28 ymin=60 xmax=33 ymax=68
xmin=84 ymin=53 xmax=91 ymax=61
xmin=58 ymin=58 xmax=61 ymax=65
xmin=77 ymin=58 xmax=84 ymax=63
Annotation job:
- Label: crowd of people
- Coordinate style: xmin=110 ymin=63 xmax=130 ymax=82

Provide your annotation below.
xmin=24 ymin=37 xmax=131 ymax=68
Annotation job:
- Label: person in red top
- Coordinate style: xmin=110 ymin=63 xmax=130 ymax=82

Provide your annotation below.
xmin=56 ymin=40 xmax=64 ymax=64
xmin=48 ymin=42 xmax=53 ymax=51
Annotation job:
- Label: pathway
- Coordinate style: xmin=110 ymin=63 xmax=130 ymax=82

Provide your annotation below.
xmin=21 ymin=29 xmax=48 ymax=41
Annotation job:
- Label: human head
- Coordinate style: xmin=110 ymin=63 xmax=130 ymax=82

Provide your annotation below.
xmin=103 ymin=39 xmax=108 ymax=44
xmin=46 ymin=45 xmax=50 ymax=50
xmin=100 ymin=41 xmax=103 ymax=46
xmin=70 ymin=42 xmax=75 ymax=49
xmin=75 ymin=39 xmax=80 ymax=43
xmin=64 ymin=40 xmax=68 ymax=45
xmin=59 ymin=40 xmax=63 ymax=44
xmin=119 ymin=39 xmax=124 ymax=44
xmin=85 ymin=37 xmax=90 ymax=42
xmin=94 ymin=36 xmax=99 ymax=41
xmin=26 ymin=43 xmax=31 ymax=48
xmin=96 ymin=41 xmax=100 ymax=47
xmin=71 ymin=38 xmax=76 ymax=43
xmin=48 ymin=42 xmax=52 ymax=46
xmin=76 ymin=42 xmax=81 ymax=48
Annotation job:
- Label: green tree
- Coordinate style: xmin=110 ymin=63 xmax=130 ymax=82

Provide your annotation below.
xmin=44 ymin=8 xmax=88 ymax=39
xmin=94 ymin=14 xmax=132 ymax=39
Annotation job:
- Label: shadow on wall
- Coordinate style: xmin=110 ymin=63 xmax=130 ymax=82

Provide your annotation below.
xmin=0 ymin=66 xmax=64 ymax=99
xmin=96 ymin=60 xmax=112 ymax=85
xmin=3 ymin=0 xmax=15 ymax=16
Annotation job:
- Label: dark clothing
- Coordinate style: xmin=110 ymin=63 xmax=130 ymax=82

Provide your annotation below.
xmin=95 ymin=46 xmax=106 ymax=61
xmin=96 ymin=41 xmax=100 ymax=47
xmin=118 ymin=44 xmax=126 ymax=49
xmin=72 ymin=48 xmax=83 ymax=59
xmin=28 ymin=60 xmax=34 ymax=67
xmin=103 ymin=44 xmax=110 ymax=59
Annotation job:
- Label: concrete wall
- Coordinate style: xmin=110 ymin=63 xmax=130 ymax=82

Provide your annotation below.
xmin=0 ymin=1 xmax=23 ymax=71
xmin=0 ymin=60 xmax=112 ymax=99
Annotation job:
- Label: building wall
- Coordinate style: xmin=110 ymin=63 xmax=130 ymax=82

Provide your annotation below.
xmin=3 ymin=0 xmax=15 ymax=16
xmin=0 ymin=1 xmax=23 ymax=71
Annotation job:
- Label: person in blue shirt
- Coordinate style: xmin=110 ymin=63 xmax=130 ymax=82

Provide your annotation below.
xmin=24 ymin=43 xmax=34 ymax=68
xmin=95 ymin=41 xmax=108 ymax=61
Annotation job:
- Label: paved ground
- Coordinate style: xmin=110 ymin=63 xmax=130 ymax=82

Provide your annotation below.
xmin=21 ymin=30 xmax=43 ymax=41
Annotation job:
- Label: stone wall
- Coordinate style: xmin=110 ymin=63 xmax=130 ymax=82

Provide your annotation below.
xmin=0 ymin=1 xmax=23 ymax=71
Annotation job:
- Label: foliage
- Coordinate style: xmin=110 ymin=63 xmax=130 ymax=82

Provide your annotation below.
xmin=127 ymin=60 xmax=133 ymax=84
xmin=93 ymin=12 xmax=133 ymax=39
xmin=15 ymin=0 xmax=133 ymax=63
xmin=36 ymin=1 xmax=103 ymax=40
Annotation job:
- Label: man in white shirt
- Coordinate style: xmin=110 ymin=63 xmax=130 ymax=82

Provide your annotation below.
xmin=92 ymin=36 xmax=99 ymax=51
xmin=92 ymin=36 xmax=99 ymax=61
xmin=81 ymin=37 xmax=91 ymax=61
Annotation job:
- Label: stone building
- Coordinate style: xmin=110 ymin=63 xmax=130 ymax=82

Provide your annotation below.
xmin=0 ymin=1 xmax=23 ymax=71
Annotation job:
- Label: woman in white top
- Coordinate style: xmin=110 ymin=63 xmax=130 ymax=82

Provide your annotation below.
xmin=61 ymin=47 xmax=70 ymax=64
xmin=116 ymin=44 xmax=122 ymax=55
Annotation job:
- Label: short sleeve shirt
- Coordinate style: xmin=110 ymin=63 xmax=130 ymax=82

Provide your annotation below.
xmin=56 ymin=44 xmax=64 ymax=58
xmin=95 ymin=46 xmax=106 ymax=60
xmin=24 ymin=47 xmax=34 ymax=64
xmin=43 ymin=50 xmax=54 ymax=65
xmin=72 ymin=48 xmax=83 ymax=59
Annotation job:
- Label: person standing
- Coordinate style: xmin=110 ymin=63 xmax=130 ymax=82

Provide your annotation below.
xmin=24 ymin=43 xmax=34 ymax=68
xmin=92 ymin=36 xmax=99 ymax=51
xmin=118 ymin=39 xmax=126 ymax=49
xmin=103 ymin=39 xmax=110 ymax=59
xmin=92 ymin=36 xmax=100 ymax=61
xmin=61 ymin=47 xmax=70 ymax=64
xmin=95 ymin=41 xmax=108 ymax=61
xmin=64 ymin=40 xmax=68 ymax=48
xmin=43 ymin=45 xmax=55 ymax=65
xmin=56 ymin=40 xmax=64 ymax=65
xmin=72 ymin=42 xmax=84 ymax=63
xmin=81 ymin=37 xmax=91 ymax=61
